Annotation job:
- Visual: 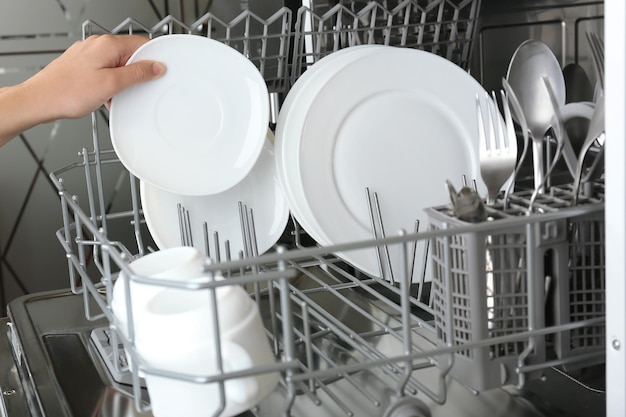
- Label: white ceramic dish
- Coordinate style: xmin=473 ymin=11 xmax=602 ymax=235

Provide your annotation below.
xmin=275 ymin=45 xmax=387 ymax=239
xmin=138 ymin=284 xmax=278 ymax=417
xmin=111 ymin=246 xmax=208 ymax=340
xmin=286 ymin=48 xmax=489 ymax=280
xmin=110 ymin=34 xmax=269 ymax=196
xmin=141 ymin=134 xmax=289 ymax=257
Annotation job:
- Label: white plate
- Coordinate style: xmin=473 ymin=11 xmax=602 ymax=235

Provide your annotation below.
xmin=275 ymin=45 xmax=387 ymax=239
xmin=294 ymin=48 xmax=488 ymax=280
xmin=110 ymin=34 xmax=269 ymax=196
xmin=141 ymin=134 xmax=289 ymax=257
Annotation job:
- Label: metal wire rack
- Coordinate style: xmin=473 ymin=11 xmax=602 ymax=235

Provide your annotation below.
xmin=290 ymin=0 xmax=481 ymax=84
xmin=48 ymin=2 xmax=606 ymax=416
xmin=81 ymin=10 xmax=293 ymax=94
xmin=51 ymin=147 xmax=606 ymax=415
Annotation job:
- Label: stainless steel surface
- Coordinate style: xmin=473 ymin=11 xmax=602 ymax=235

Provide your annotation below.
xmin=573 ymin=94 xmax=605 ymax=204
xmin=5 ymin=290 xmax=146 ymax=417
xmin=586 ymin=31 xmax=605 ymax=90
xmin=526 ymin=74 xmax=580 ymax=211
xmin=0 ymin=319 xmax=29 ymax=417
xmin=562 ymin=63 xmax=594 ymax=162
xmin=3 ymin=286 xmax=606 ymax=417
xmin=502 ymin=78 xmax=531 ymax=207
xmin=542 ymin=75 xmax=579 ymax=177
xmin=564 ymin=63 xmax=595 ymax=106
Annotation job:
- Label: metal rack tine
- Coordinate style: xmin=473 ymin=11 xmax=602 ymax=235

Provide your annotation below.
xmin=213 ymin=231 xmax=222 ymax=262
xmin=176 ymin=203 xmax=193 ymax=246
xmin=366 ymin=187 xmax=421 ymax=284
xmin=366 ymin=187 xmax=394 ymax=282
xmin=239 ymin=202 xmax=264 ymax=302
xmin=202 ymin=222 xmax=210 ymax=259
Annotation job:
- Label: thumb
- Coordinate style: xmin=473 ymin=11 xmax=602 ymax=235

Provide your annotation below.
xmin=112 ymin=60 xmax=166 ymax=91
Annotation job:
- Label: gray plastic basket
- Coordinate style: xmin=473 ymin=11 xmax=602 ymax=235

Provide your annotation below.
xmin=550 ymin=208 xmax=606 ymax=369
xmin=507 ymin=186 xmax=606 ymax=369
xmin=426 ymin=206 xmax=551 ymax=391
xmin=425 ymin=183 xmax=605 ymax=391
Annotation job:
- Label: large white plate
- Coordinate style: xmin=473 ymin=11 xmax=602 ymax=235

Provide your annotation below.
xmin=294 ymin=48 xmax=488 ymax=280
xmin=141 ymin=134 xmax=289 ymax=257
xmin=275 ymin=45 xmax=387 ymax=239
xmin=110 ymin=34 xmax=269 ymax=196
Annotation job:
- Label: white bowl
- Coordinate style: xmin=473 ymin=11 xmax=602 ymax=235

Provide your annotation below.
xmin=136 ymin=282 xmax=279 ymax=417
xmin=110 ymin=246 xmax=208 ymax=339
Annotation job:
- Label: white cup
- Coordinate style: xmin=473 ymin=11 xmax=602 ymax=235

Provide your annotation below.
xmin=135 ymin=280 xmax=279 ymax=417
xmin=110 ymin=246 xmax=207 ymax=340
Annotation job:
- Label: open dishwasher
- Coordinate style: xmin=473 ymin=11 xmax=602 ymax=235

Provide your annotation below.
xmin=0 ymin=1 xmax=608 ymax=416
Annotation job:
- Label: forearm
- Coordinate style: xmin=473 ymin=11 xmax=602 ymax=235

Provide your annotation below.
xmin=0 ymin=81 xmax=51 ymax=146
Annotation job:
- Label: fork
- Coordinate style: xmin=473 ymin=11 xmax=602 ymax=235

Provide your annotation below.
xmin=586 ymin=31 xmax=604 ymax=91
xmin=476 ymin=91 xmax=518 ymax=205
xmin=502 ymin=79 xmax=530 ymax=209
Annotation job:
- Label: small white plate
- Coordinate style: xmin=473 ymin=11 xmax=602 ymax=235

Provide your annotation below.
xmin=141 ymin=134 xmax=289 ymax=257
xmin=110 ymin=34 xmax=269 ymax=196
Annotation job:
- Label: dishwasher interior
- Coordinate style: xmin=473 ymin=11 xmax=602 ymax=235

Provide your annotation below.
xmin=1 ymin=1 xmax=607 ymax=416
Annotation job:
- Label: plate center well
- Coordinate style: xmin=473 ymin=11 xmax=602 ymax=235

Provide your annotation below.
xmin=333 ymin=90 xmax=472 ymax=232
xmin=156 ymin=82 xmax=224 ymax=148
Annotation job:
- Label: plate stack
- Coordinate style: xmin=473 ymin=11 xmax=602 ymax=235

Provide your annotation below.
xmin=275 ymin=45 xmax=490 ymax=281
xmin=110 ymin=34 xmax=289 ymax=257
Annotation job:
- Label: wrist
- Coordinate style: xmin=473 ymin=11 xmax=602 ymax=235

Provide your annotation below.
xmin=20 ymin=73 xmax=60 ymax=124
xmin=0 ymin=76 xmax=60 ymax=146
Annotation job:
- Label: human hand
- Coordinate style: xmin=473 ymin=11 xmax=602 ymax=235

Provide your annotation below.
xmin=25 ymin=34 xmax=165 ymax=122
xmin=0 ymin=34 xmax=164 ymax=146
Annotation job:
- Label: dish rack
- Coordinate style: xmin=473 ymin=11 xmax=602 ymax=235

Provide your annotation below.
xmin=50 ymin=2 xmax=606 ymax=416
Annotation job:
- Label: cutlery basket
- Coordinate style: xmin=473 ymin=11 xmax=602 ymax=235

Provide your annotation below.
xmin=426 ymin=207 xmax=548 ymax=391
xmin=551 ymin=207 xmax=605 ymax=370
xmin=425 ymin=186 xmax=605 ymax=391
xmin=507 ymin=185 xmax=606 ymax=369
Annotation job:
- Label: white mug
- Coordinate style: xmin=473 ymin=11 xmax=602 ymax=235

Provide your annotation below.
xmin=135 ymin=281 xmax=279 ymax=417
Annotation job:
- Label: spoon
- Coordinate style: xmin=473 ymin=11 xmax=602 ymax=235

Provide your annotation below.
xmin=506 ymin=40 xmax=566 ymax=193
xmin=572 ymin=93 xmax=605 ymax=205
xmin=501 ymin=78 xmax=530 ymax=209
xmin=528 ymin=76 xmax=577 ymax=211
xmin=563 ymin=63 xmax=594 ymax=153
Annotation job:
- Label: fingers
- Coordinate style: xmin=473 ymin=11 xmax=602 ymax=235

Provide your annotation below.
xmin=109 ymin=60 xmax=166 ymax=93
xmin=109 ymin=34 xmax=153 ymax=64
xmin=83 ymin=34 xmax=151 ymax=65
